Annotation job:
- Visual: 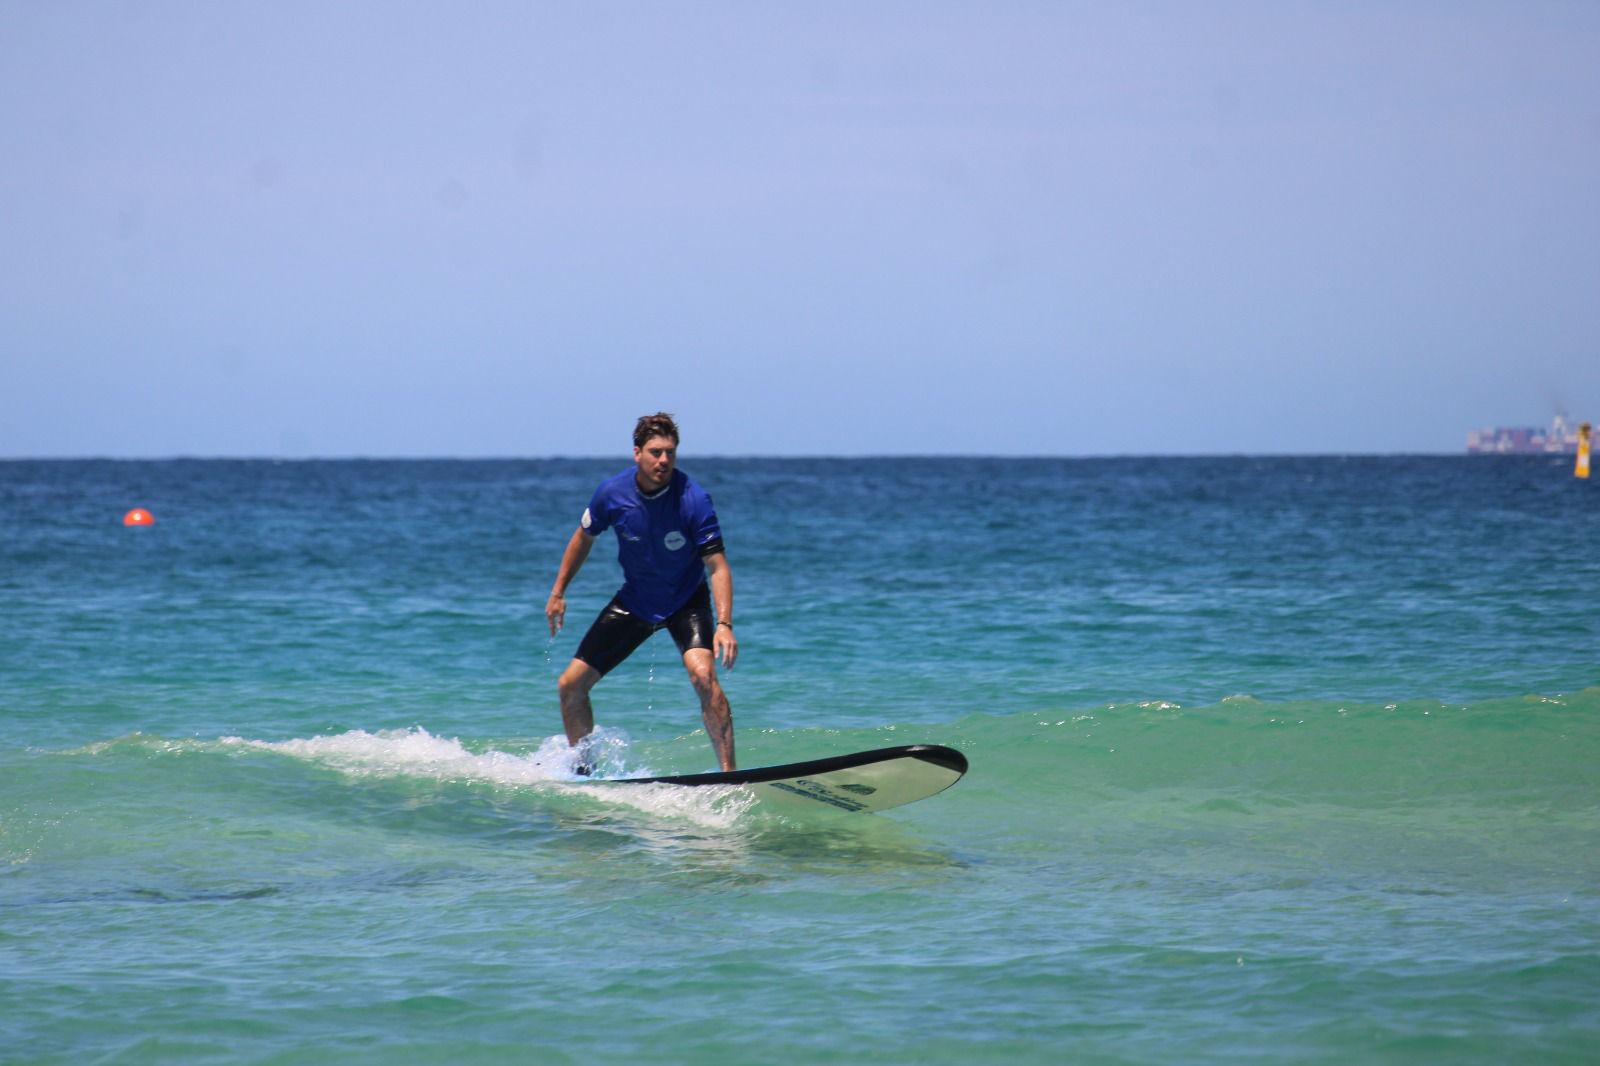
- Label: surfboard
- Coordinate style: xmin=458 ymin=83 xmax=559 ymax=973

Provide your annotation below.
xmin=600 ymin=744 xmax=968 ymax=814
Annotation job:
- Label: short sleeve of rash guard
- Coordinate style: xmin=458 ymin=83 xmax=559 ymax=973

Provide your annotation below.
xmin=580 ymin=488 xmax=611 ymax=537
xmin=692 ymin=489 xmax=723 ymax=556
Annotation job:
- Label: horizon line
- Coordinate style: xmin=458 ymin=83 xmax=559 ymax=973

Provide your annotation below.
xmin=0 ymin=450 xmax=1516 ymax=462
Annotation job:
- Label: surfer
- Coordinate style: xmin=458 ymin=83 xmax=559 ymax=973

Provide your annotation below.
xmin=545 ymin=413 xmax=738 ymax=772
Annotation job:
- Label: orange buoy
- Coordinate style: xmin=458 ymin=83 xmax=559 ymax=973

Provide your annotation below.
xmin=123 ymin=508 xmax=154 ymax=527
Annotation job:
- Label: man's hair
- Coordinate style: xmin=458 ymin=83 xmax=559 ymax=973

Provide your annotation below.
xmin=633 ymin=412 xmax=680 ymax=448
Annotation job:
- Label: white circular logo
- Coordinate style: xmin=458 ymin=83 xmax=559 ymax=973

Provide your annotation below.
xmin=581 ymin=508 xmax=593 ymax=530
xmin=663 ymin=531 xmax=686 ymax=551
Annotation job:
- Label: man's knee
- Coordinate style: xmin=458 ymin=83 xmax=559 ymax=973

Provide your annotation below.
xmin=683 ymin=651 xmax=718 ymax=694
xmin=559 ymin=662 xmax=599 ymax=699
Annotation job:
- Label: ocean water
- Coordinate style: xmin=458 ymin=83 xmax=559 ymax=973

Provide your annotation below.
xmin=2 ymin=455 xmax=1597 ymax=1065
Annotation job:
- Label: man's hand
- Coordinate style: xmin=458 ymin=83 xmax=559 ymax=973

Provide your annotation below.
xmin=715 ymin=623 xmax=738 ymax=670
xmin=545 ymin=592 xmax=566 ymax=637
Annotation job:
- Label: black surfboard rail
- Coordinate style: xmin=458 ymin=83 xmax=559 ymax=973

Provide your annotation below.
xmin=611 ymin=744 xmax=968 ymax=787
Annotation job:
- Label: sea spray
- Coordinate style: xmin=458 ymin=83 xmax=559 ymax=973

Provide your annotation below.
xmin=217 ymin=726 xmax=757 ymax=828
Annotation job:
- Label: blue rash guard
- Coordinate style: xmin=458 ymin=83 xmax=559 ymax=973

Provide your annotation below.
xmin=581 ymin=467 xmax=725 ymax=623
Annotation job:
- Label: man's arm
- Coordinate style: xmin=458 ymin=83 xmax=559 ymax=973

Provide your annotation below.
xmin=703 ymin=550 xmax=737 ymax=670
xmin=546 ymin=527 xmax=597 ymax=636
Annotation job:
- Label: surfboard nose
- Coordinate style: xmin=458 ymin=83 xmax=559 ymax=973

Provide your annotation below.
xmin=902 ymin=744 xmax=969 ymax=775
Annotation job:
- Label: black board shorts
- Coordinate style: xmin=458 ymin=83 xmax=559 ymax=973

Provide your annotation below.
xmin=574 ymin=583 xmax=715 ymax=677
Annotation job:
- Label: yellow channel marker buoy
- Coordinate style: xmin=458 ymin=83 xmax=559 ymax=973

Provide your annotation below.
xmin=123 ymin=508 xmax=155 ymax=527
xmin=1577 ymin=423 xmax=1591 ymax=480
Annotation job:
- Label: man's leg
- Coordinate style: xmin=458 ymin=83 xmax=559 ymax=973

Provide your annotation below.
xmin=560 ymin=598 xmax=651 ymax=760
xmin=683 ymin=648 xmax=735 ymax=771
xmin=557 ymin=659 xmax=601 ymax=748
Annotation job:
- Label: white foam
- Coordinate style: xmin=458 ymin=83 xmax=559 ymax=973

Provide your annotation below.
xmin=218 ymin=726 xmax=757 ymax=828
xmin=220 ymin=725 xmax=611 ymax=784
xmin=566 ymin=779 xmax=758 ymax=830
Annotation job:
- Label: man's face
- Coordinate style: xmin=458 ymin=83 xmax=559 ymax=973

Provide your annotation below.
xmin=633 ymin=435 xmax=677 ymax=492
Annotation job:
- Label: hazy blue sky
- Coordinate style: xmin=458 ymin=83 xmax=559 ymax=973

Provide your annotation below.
xmin=3 ymin=2 xmax=1596 ymax=456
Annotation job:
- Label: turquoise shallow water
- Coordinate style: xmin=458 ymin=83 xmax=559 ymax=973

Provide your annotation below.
xmin=2 ymin=456 xmax=1598 ymax=1064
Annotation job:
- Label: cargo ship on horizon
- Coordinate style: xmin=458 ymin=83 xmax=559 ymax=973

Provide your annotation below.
xmin=1466 ymin=414 xmax=1591 ymax=455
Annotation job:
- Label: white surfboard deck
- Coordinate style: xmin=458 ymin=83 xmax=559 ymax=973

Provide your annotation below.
xmin=597 ymin=744 xmax=968 ymax=814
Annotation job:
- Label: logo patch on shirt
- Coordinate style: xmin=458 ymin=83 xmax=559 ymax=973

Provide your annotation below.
xmin=663 ymin=531 xmax=687 ymax=551
xmin=581 ymin=508 xmax=592 ymax=530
